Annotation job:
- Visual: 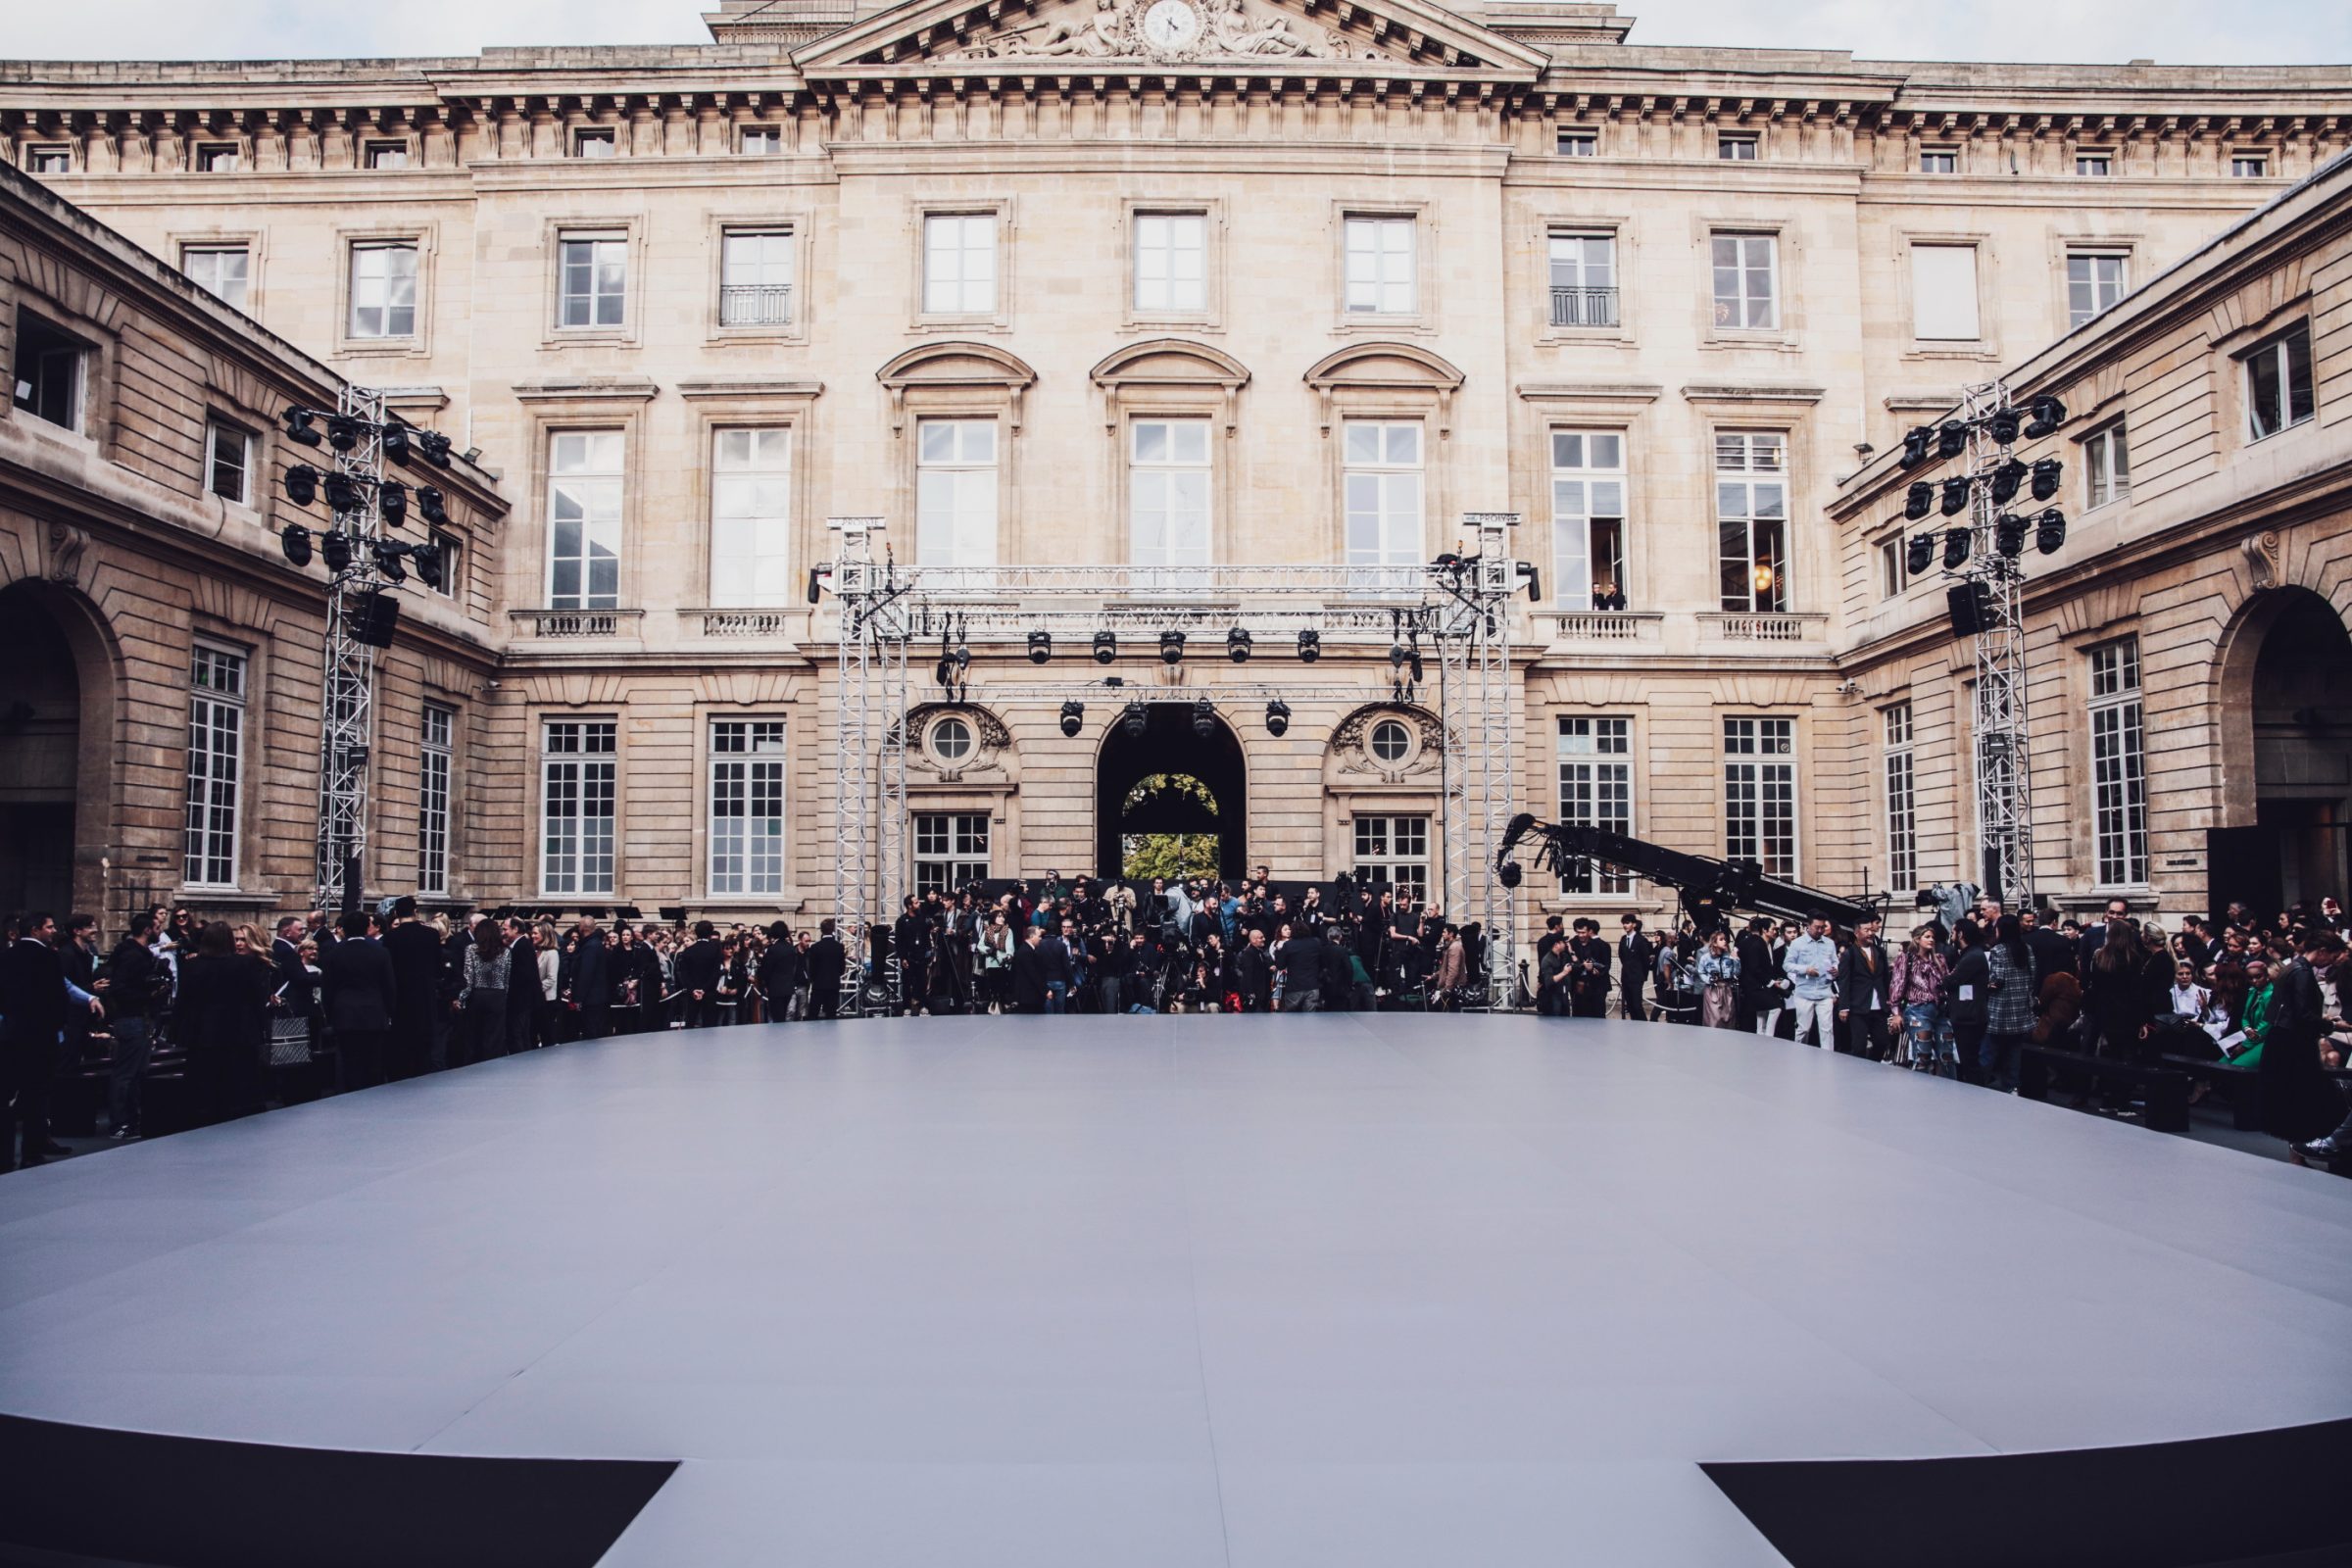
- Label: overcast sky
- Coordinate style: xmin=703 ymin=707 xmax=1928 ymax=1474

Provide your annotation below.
xmin=4 ymin=0 xmax=2345 ymax=63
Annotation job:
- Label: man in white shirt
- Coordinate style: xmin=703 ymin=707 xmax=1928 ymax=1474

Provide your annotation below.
xmin=1782 ymin=916 xmax=1839 ymax=1049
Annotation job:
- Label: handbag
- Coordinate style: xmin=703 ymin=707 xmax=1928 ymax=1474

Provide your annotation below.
xmin=266 ymin=1008 xmax=313 ymax=1067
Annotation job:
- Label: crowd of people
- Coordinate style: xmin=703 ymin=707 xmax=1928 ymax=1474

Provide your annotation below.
xmin=4 ymin=877 xmax=2350 ymax=1171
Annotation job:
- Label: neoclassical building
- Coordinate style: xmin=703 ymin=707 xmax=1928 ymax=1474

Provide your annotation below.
xmin=2 ymin=0 xmax=2349 ymax=931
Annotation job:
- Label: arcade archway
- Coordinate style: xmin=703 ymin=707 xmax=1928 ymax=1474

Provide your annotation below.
xmin=1095 ymin=703 xmax=1248 ymax=880
xmin=0 ymin=580 xmax=109 ymax=915
xmin=2211 ymin=585 xmax=2352 ymax=915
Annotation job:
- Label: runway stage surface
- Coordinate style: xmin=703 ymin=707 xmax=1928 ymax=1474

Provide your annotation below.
xmin=4 ymin=1014 xmax=2352 ymax=1566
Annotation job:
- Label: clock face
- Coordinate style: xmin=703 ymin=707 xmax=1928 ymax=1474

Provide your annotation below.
xmin=1142 ymin=0 xmax=1201 ymax=48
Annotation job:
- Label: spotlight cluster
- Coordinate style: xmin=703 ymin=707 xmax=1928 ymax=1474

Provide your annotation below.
xmin=275 ymin=404 xmax=459 ymax=591
xmin=1895 ymin=391 xmax=2072 ymax=576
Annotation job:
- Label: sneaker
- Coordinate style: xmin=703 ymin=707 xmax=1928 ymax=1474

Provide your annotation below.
xmin=2298 ymin=1136 xmax=2342 ymax=1157
xmin=110 ymin=1127 xmax=141 ymax=1141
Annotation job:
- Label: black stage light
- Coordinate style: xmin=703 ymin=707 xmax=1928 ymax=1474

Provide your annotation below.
xmin=417 ymin=430 xmax=454 ymax=467
xmin=1093 ymin=629 xmax=1117 ymax=663
xmin=1519 ymin=564 xmax=1543 ymax=602
xmin=1989 ymin=458 xmax=2028 ymax=506
xmin=417 ymin=484 xmax=448 ymax=526
xmin=1898 ymin=425 xmax=1936 ymax=468
xmin=1939 ymin=475 xmax=1971 ymax=517
xmin=320 ymin=530 xmax=353 ymax=574
xmin=323 ymin=473 xmax=361 ymax=514
xmin=952 ymin=640 xmax=971 ymax=670
xmin=327 ymin=415 xmax=364 ymax=453
xmin=278 ymin=523 xmax=314 ymax=567
xmin=351 ymin=590 xmax=401 ymax=649
xmin=1389 ymin=639 xmax=1407 ymax=668
xmin=1994 ymin=512 xmax=2029 ymax=559
xmin=1264 ymin=699 xmax=1291 ymax=738
xmin=415 ymin=538 xmax=446 ymax=591
xmin=282 ymin=406 xmax=321 ymax=447
xmin=378 ymin=480 xmax=408 ymax=527
xmin=2030 ymin=458 xmax=2063 ymax=502
xmin=1936 ymin=420 xmax=1968 ymax=460
xmin=1226 ymin=626 xmax=1252 ymax=662
xmin=1987 ymin=406 xmax=2021 ymax=446
xmin=1946 ymin=580 xmax=1990 ymax=639
xmin=379 ymin=423 xmax=411 ymax=465
xmin=1904 ymin=481 xmax=1935 ymax=521
xmin=1942 ymin=528 xmax=1972 ymax=569
xmin=1120 ymin=701 xmax=1148 ymax=738
xmin=1058 ymin=700 xmax=1085 ymax=738
xmin=1191 ymin=699 xmax=1215 ymax=740
xmin=934 ymin=656 xmax=956 ymax=688
xmin=1297 ymin=629 xmax=1321 ymax=662
xmin=1498 ymin=859 xmax=1523 ymax=889
xmin=2024 ymin=395 xmax=2067 ymax=439
xmin=1027 ymin=630 xmax=1052 ymax=664
xmin=1906 ymin=533 xmax=1936 ymax=577
xmin=2035 ymin=508 xmax=2068 ymax=555
xmin=374 ymin=539 xmax=408 ymax=583
xmin=282 ymin=463 xmax=319 ymax=507
xmin=1158 ymin=629 xmax=1186 ymax=665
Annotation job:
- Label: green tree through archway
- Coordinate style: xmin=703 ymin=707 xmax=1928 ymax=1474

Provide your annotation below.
xmin=1120 ymin=772 xmax=1220 ymax=880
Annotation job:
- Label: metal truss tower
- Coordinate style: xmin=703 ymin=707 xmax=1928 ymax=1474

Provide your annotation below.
xmin=314 ymin=385 xmax=387 ymax=912
xmin=1959 ymin=380 xmax=2035 ymax=906
xmin=828 ymin=516 xmax=912 ymax=1017
xmin=1434 ymin=514 xmax=1521 ymax=1008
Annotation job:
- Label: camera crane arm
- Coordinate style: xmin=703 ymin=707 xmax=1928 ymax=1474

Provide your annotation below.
xmin=1495 ymin=814 xmax=1884 ymax=933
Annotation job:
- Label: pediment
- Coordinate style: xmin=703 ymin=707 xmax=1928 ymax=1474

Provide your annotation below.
xmin=796 ymin=0 xmax=1544 ymax=74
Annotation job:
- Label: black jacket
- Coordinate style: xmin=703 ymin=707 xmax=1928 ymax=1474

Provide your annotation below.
xmin=806 ymin=936 xmax=846 ymax=993
xmin=382 ymin=923 xmax=445 ymax=1033
xmin=1620 ymin=932 xmax=1657 ymax=993
xmin=561 ymin=931 xmax=612 ymax=1007
xmin=1942 ymin=947 xmax=1991 ymax=1031
xmin=271 ymin=936 xmax=317 ymax=1014
xmin=318 ymin=937 xmax=397 ymax=1034
xmin=1278 ymin=933 xmax=1328 ymax=988
xmin=105 ymin=936 xmax=168 ymax=1022
xmin=0 ymin=937 xmax=71 ymax=1049
xmin=1836 ymin=940 xmax=1892 ymax=1012
xmin=674 ymin=938 xmax=724 ymax=998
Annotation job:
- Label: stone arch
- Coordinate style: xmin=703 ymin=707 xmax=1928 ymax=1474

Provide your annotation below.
xmin=1094 ymin=702 xmax=1249 ymax=879
xmin=2208 ymin=583 xmax=2352 ymax=911
xmin=876 ymin=340 xmax=1040 ymax=435
xmin=1302 ymin=341 xmax=1465 ymax=437
xmin=1090 ymin=338 xmax=1252 ymax=434
xmin=0 ymin=573 xmax=124 ymax=919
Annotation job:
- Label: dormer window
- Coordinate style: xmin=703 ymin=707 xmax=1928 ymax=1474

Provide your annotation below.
xmin=1718 ymin=133 xmax=1759 ymax=161
xmin=573 ymin=128 xmax=616 ymax=158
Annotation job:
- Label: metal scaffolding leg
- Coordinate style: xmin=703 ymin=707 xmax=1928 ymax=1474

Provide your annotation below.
xmin=314 ymin=385 xmax=386 ymax=913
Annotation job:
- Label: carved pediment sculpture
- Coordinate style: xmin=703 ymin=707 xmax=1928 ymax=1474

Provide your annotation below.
xmin=945 ymin=0 xmax=1387 ymax=63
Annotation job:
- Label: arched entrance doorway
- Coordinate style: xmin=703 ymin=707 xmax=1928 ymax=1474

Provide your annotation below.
xmin=2211 ymin=587 xmax=2352 ymax=916
xmin=1095 ymin=703 xmax=1248 ymax=881
xmin=0 ymin=581 xmax=92 ymax=914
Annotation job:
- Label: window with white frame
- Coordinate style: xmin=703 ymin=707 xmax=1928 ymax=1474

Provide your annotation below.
xmin=1714 ymin=432 xmax=1788 ymax=612
xmin=1343 ymin=216 xmax=1416 ymax=316
xmin=913 ymin=811 xmax=991 ymax=895
xmin=181 ymin=244 xmax=249 ymax=310
xmin=1878 ymin=535 xmax=1906 ymax=601
xmin=1718 ymin=133 xmax=1759 ymax=161
xmin=1549 ymin=429 xmax=1625 ymax=610
xmin=2083 ymin=422 xmax=2130 ymax=510
xmin=573 ymin=127 xmax=615 ymax=158
xmin=1723 ymin=716 xmax=1796 ymax=878
xmin=719 ymin=228 xmax=795 ymax=328
xmin=1710 ymin=232 xmax=1778 ymax=329
xmin=541 ymin=720 xmax=617 ymax=896
xmin=1556 ymin=717 xmax=1633 ymax=894
xmin=428 ymin=535 xmax=460 ymax=600
xmin=740 ymin=126 xmax=781 ymax=154
xmin=2230 ymin=152 xmax=2269 ymax=178
xmin=558 ymin=234 xmax=627 ymax=328
xmin=364 ymin=140 xmax=410 ymax=170
xmin=1556 ymin=128 xmax=1597 ymax=157
xmin=1546 ymin=231 xmax=1618 ymax=327
xmin=12 ymin=313 xmax=87 ymax=432
xmin=2244 ymin=323 xmax=2315 ymax=440
xmin=205 ymin=418 xmax=252 ymax=504
xmin=710 ymin=720 xmax=788 ymax=896
xmin=547 ymin=430 xmax=623 ymax=610
xmin=194 ymin=143 xmax=240 ymax=172
xmin=1343 ymin=420 xmax=1424 ymax=570
xmin=183 ymin=643 xmax=247 ymax=888
xmin=1920 ymin=149 xmax=1958 ymax=173
xmin=418 ymin=702 xmax=454 ymax=895
xmin=1133 ymin=212 xmax=1206 ymax=314
xmin=1883 ymin=703 xmax=1916 ymax=892
xmin=24 ymin=146 xmax=71 ymax=174
xmin=347 ymin=241 xmax=417 ymax=338
xmin=1130 ymin=418 xmax=1211 ymax=577
xmin=915 ymin=418 xmax=999 ymax=567
xmin=710 ymin=426 xmax=793 ymax=606
xmin=2076 ymin=152 xmax=2112 ymax=177
xmin=1910 ymin=243 xmax=1980 ymax=341
xmin=2088 ymin=639 xmax=2147 ymax=887
xmin=922 ymin=214 xmax=998 ymax=315
xmin=1351 ymin=814 xmax=1430 ymax=899
xmin=2066 ymin=253 xmax=2128 ymax=330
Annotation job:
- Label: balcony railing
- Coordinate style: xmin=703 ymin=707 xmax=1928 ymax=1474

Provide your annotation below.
xmin=1549 ymin=284 xmax=1620 ymax=328
xmin=509 ymin=607 xmax=641 ymax=639
xmin=697 ymin=608 xmax=797 ymax=637
xmin=1698 ymin=612 xmax=1824 ymax=643
xmin=719 ymin=284 xmax=794 ymax=328
xmin=1550 ymin=612 xmax=1661 ymax=642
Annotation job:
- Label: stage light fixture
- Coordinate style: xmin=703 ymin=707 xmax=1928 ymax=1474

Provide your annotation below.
xmin=1988 ymin=458 xmax=2028 ymax=506
xmin=2024 ymin=395 xmax=2068 ymax=439
xmin=414 ymin=539 xmax=446 ymax=591
xmin=2030 ymin=458 xmax=2063 ymax=502
xmin=1898 ymin=425 xmax=1936 ymax=468
xmin=1264 ymin=699 xmax=1291 ymax=738
xmin=1389 ymin=639 xmax=1407 ymax=668
xmin=1936 ymin=420 xmax=1968 ymax=460
xmin=1191 ymin=699 xmax=1215 ymax=740
xmin=1939 ymin=475 xmax=1971 ymax=517
xmin=1906 ymin=533 xmax=1936 ymax=577
xmin=320 ymin=530 xmax=353 ymax=574
xmin=1498 ymin=859 xmax=1523 ymax=889
xmin=1518 ymin=563 xmax=1543 ymax=601
xmin=351 ymin=590 xmax=401 ymax=649
xmin=1158 ymin=629 xmax=1186 ymax=665
xmin=1226 ymin=626 xmax=1252 ymax=662
xmin=1058 ymin=700 xmax=1085 ymax=738
xmin=1942 ymin=528 xmax=1971 ymax=569
xmin=282 ymin=463 xmax=319 ymax=507
xmin=1027 ymin=630 xmax=1052 ymax=664
xmin=374 ymin=539 xmax=408 ymax=583
xmin=326 ymin=415 xmax=364 ymax=453
xmin=378 ymin=480 xmax=408 ymax=527
xmin=1297 ymin=629 xmax=1321 ymax=662
xmin=1987 ymin=407 xmax=2022 ymax=446
xmin=2035 ymin=508 xmax=2068 ymax=555
xmin=1946 ymin=580 xmax=1991 ymax=639
xmin=1994 ymin=512 xmax=2029 ymax=559
xmin=417 ymin=430 xmax=454 ymax=468
xmin=281 ymin=406 xmax=321 ymax=447
xmin=1904 ymin=481 xmax=1934 ymax=522
xmin=1092 ymin=629 xmax=1117 ymax=664
xmin=952 ymin=640 xmax=971 ymax=670
xmin=323 ymin=473 xmax=361 ymax=514
xmin=1120 ymin=701 xmax=1148 ymax=738
xmin=416 ymin=484 xmax=447 ymax=527
xmin=379 ymin=422 xmax=411 ymax=465
xmin=278 ymin=523 xmax=314 ymax=568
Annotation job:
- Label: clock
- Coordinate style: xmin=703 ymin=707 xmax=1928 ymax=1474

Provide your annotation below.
xmin=1141 ymin=0 xmax=1202 ymax=51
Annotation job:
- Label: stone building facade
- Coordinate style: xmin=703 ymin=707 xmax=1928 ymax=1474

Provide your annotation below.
xmin=2 ymin=0 xmax=2348 ymax=928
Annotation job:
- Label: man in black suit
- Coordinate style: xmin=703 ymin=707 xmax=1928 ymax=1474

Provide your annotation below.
xmin=105 ymin=909 xmax=168 ymax=1140
xmin=560 ymin=916 xmax=612 ymax=1040
xmin=503 ymin=917 xmax=543 ymax=1054
xmin=1566 ymin=918 xmax=1613 ymax=1018
xmin=806 ymin=919 xmax=846 ymax=1019
xmin=1037 ymin=919 xmax=1077 ymax=1013
xmin=270 ymin=915 xmax=315 ymax=1016
xmin=1234 ymin=927 xmax=1274 ymax=1013
xmin=1009 ymin=926 xmax=1049 ymax=1014
xmin=1 ymin=913 xmax=105 ymax=1169
xmin=380 ymin=898 xmax=445 ymax=1078
xmin=319 ymin=909 xmax=396 ymax=1089
xmin=1836 ymin=915 xmax=1893 ymax=1060
xmin=1534 ymin=915 xmax=1568 ymax=1017
xmin=1619 ymin=915 xmax=1656 ymax=1022
xmin=674 ymin=920 xmax=725 ymax=1028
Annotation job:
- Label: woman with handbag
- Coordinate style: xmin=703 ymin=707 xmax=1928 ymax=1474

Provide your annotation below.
xmin=1695 ymin=928 xmax=1740 ymax=1029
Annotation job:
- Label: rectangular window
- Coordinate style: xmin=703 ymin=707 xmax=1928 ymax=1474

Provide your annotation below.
xmin=2244 ymin=323 xmax=2316 ymax=440
xmin=541 ymin=720 xmax=617 ymax=897
xmin=2083 ymin=422 xmax=2131 ymax=510
xmin=348 ymin=242 xmax=417 ymax=339
xmin=418 ymin=703 xmax=454 ymax=896
xmin=428 ymin=534 xmax=459 ymax=600
xmin=1883 ymin=704 xmax=1916 ymax=893
xmin=1556 ymin=128 xmax=1597 ymax=157
xmin=181 ymin=245 xmax=250 ymax=311
xmin=1130 ymin=417 xmax=1211 ymax=576
xmin=1351 ymin=814 xmax=1430 ymax=900
xmin=2088 ymin=639 xmax=2148 ymax=888
xmin=740 ymin=126 xmax=782 ymax=154
xmin=558 ymin=234 xmax=627 ymax=328
xmin=1343 ymin=216 xmax=1416 ymax=316
xmin=1723 ymin=716 xmax=1796 ymax=878
xmin=205 ymin=418 xmax=252 ymax=504
xmin=915 ymin=418 xmax=999 ymax=567
xmin=2065 ymin=252 xmax=2129 ymax=330
xmin=913 ymin=811 xmax=991 ymax=896
xmin=1546 ymin=231 xmax=1618 ymax=327
xmin=183 ymin=643 xmax=247 ymax=888
xmin=922 ymin=213 xmax=998 ymax=316
xmin=1133 ymin=212 xmax=1207 ymax=314
xmin=1878 ymin=535 xmax=1906 ymax=601
xmin=1555 ymin=718 xmax=1633 ymax=894
xmin=2076 ymin=152 xmax=2112 ymax=177
xmin=1549 ymin=429 xmax=1626 ymax=611
xmin=719 ymin=228 xmax=794 ymax=327
xmin=13 ymin=314 xmax=86 ymax=433
xmin=364 ymin=140 xmax=410 ymax=170
xmin=194 ymin=143 xmax=240 ymax=172
xmin=2230 ymin=152 xmax=2269 ymax=178
xmin=1920 ymin=149 xmax=1958 ymax=173
xmin=1718 ymin=133 xmax=1759 ymax=161
xmin=1710 ymin=232 xmax=1778 ymax=330
xmin=547 ymin=430 xmax=623 ymax=610
xmin=710 ymin=425 xmax=793 ymax=606
xmin=573 ymin=127 xmax=616 ymax=158
xmin=1342 ymin=420 xmax=1424 ymax=570
xmin=1714 ymin=432 xmax=1788 ymax=612
xmin=25 ymin=146 xmax=71 ymax=174
xmin=1910 ymin=244 xmax=1980 ymax=341
xmin=710 ymin=720 xmax=788 ymax=896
